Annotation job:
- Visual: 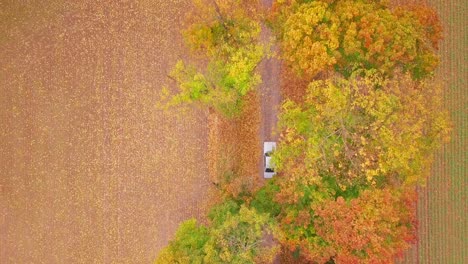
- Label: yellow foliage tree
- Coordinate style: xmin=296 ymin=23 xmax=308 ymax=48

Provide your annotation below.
xmin=161 ymin=0 xmax=265 ymax=117
xmin=274 ymin=70 xmax=451 ymax=189
xmin=275 ymin=0 xmax=442 ymax=79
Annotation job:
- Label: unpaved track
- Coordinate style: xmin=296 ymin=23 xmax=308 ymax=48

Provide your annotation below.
xmin=0 ymin=1 xmax=209 ymax=263
xmin=258 ymin=0 xmax=282 ymax=181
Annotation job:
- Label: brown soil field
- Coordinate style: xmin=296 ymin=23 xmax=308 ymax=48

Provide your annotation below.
xmin=0 ymin=1 xmax=210 ymax=263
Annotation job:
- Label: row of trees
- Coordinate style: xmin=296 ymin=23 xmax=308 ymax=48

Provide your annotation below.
xmin=157 ymin=1 xmax=272 ymax=262
xmin=157 ymin=0 xmax=450 ymax=263
xmin=258 ymin=0 xmax=450 ymax=262
xmin=258 ymin=71 xmax=450 ymax=263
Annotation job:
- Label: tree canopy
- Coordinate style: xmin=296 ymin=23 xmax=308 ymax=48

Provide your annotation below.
xmin=263 ymin=71 xmax=450 ymax=262
xmin=274 ymin=0 xmax=442 ymax=79
xmin=185 ymin=0 xmax=263 ymax=59
xmin=274 ymin=71 xmax=450 ymax=188
xmin=311 ymin=188 xmax=417 ymax=263
xmin=161 ymin=0 xmax=265 ymax=117
xmin=156 ymin=219 xmax=209 ymax=264
xmin=155 ymin=200 xmax=278 ymax=264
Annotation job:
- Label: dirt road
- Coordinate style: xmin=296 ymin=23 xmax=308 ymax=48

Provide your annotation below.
xmin=258 ymin=0 xmax=282 ymax=181
xmin=0 ymin=1 xmax=209 ymax=263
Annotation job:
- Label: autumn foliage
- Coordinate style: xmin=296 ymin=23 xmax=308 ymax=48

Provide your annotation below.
xmin=267 ymin=71 xmax=450 ymax=262
xmin=271 ymin=188 xmax=417 ymax=263
xmin=157 ymin=0 xmax=450 ymax=263
xmin=155 ymin=200 xmax=278 ymax=264
xmin=312 ymin=188 xmax=417 ymax=263
xmin=274 ymin=0 xmax=442 ymax=79
xmin=161 ymin=0 xmax=265 ymax=117
xmin=208 ymin=91 xmax=261 ymax=200
xmin=274 ymin=71 xmax=450 ymax=188
xmin=184 ymin=0 xmax=263 ymax=59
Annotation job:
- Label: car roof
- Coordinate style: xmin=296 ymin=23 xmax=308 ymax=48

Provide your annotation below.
xmin=264 ymin=142 xmax=276 ymax=153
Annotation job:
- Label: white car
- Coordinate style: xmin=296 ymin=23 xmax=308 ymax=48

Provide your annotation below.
xmin=264 ymin=142 xmax=277 ymax=179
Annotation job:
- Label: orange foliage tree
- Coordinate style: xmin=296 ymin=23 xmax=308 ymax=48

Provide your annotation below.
xmin=273 ymin=0 xmax=442 ymax=79
xmin=311 ymin=188 xmax=417 ymax=263
xmin=268 ymin=187 xmax=417 ymax=263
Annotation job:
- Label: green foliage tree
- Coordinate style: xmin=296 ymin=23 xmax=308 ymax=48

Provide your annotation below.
xmin=250 ymin=179 xmax=282 ymax=217
xmin=274 ymin=0 xmax=442 ymax=79
xmin=164 ymin=45 xmax=263 ymax=117
xmin=155 ymin=219 xmax=209 ymax=264
xmin=155 ymin=200 xmax=278 ymax=264
xmin=205 ymin=203 xmax=278 ymax=263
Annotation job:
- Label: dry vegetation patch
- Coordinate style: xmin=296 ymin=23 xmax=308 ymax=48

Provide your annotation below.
xmin=207 ymin=91 xmax=262 ymax=204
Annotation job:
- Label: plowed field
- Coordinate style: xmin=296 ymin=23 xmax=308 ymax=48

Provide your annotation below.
xmin=394 ymin=0 xmax=467 ymax=263
xmin=0 ymin=1 xmax=209 ymax=263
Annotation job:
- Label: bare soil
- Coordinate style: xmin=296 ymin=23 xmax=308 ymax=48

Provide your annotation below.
xmin=0 ymin=1 xmax=210 ymax=263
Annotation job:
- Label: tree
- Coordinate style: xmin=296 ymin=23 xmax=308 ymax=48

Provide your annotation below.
xmin=274 ymin=0 xmax=442 ymax=79
xmin=311 ymin=188 xmax=417 ymax=263
xmin=274 ymin=71 xmax=450 ymax=189
xmin=155 ymin=219 xmax=209 ymax=264
xmin=270 ymin=187 xmax=417 ymax=263
xmin=205 ymin=202 xmax=278 ymax=263
xmin=163 ymin=44 xmax=263 ymax=117
xmin=393 ymin=4 xmax=443 ymax=79
xmin=155 ymin=200 xmax=278 ymax=264
xmin=184 ymin=0 xmax=262 ymax=59
xmin=161 ymin=0 xmax=265 ymax=117
xmin=267 ymin=71 xmax=450 ymax=262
